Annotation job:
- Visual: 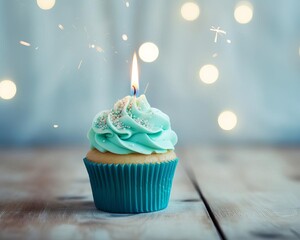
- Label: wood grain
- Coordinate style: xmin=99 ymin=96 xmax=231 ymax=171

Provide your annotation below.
xmin=184 ymin=146 xmax=300 ymax=240
xmin=0 ymin=148 xmax=219 ymax=240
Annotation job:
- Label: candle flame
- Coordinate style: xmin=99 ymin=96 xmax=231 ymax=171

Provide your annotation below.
xmin=131 ymin=52 xmax=139 ymax=96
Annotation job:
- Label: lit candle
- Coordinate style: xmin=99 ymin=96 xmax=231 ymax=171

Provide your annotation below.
xmin=130 ymin=52 xmax=139 ymax=96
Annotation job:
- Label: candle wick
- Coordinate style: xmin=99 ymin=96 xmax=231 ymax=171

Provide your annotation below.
xmin=133 ymin=86 xmax=137 ymax=96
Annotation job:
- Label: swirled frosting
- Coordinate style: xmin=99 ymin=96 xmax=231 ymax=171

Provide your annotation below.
xmin=88 ymin=94 xmax=177 ymax=154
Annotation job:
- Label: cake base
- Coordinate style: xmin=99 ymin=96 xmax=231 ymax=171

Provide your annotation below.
xmin=86 ymin=148 xmax=177 ymax=164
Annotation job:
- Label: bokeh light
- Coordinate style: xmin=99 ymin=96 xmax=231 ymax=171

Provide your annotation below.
xmin=138 ymin=42 xmax=159 ymax=62
xmin=122 ymin=34 xmax=128 ymax=41
xmin=218 ymin=111 xmax=237 ymax=131
xmin=234 ymin=1 xmax=253 ymax=24
xmin=36 ymin=0 xmax=56 ymax=10
xmin=0 ymin=80 xmax=17 ymax=100
xmin=181 ymin=2 xmax=200 ymax=21
xmin=199 ymin=64 xmax=219 ymax=84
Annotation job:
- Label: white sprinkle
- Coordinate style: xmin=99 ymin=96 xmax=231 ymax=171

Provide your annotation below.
xmin=19 ymin=41 xmax=31 ymax=47
xmin=35 ymin=47 xmax=39 ymax=50
xmin=53 ymin=124 xmax=59 ymax=128
xmin=210 ymin=26 xmax=226 ymax=43
xmin=212 ymin=53 xmax=218 ymax=58
xmin=125 ymin=2 xmax=129 ymax=7
xmin=122 ymin=34 xmax=128 ymax=41
xmin=144 ymin=82 xmax=149 ymax=95
xmin=58 ymin=24 xmax=64 ymax=30
xmin=78 ymin=60 xmax=83 ymax=70
xmin=89 ymin=44 xmax=95 ymax=48
xmin=227 ymin=39 xmax=231 ymax=43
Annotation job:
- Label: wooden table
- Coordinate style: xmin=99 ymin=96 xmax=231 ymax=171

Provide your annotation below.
xmin=0 ymin=147 xmax=300 ymax=239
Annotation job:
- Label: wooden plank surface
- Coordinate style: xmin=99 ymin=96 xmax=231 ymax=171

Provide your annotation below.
xmin=184 ymin=147 xmax=300 ymax=240
xmin=0 ymin=148 xmax=219 ymax=240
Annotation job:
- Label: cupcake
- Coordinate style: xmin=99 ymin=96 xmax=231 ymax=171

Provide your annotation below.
xmin=84 ymin=94 xmax=178 ymax=213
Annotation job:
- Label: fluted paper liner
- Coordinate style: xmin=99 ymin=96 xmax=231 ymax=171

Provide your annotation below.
xmin=83 ymin=158 xmax=178 ymax=213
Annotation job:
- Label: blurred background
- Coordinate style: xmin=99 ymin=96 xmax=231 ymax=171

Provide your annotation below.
xmin=0 ymin=0 xmax=299 ymax=147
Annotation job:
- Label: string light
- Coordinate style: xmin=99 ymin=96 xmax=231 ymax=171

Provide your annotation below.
xmin=0 ymin=80 xmax=17 ymax=100
xmin=181 ymin=2 xmax=200 ymax=21
xmin=36 ymin=0 xmax=56 ymax=10
xmin=199 ymin=64 xmax=219 ymax=84
xmin=138 ymin=42 xmax=159 ymax=63
xmin=218 ymin=111 xmax=237 ymax=131
xmin=234 ymin=1 xmax=253 ymax=24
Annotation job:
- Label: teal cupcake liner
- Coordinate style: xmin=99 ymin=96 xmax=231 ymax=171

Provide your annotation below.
xmin=83 ymin=158 xmax=178 ymax=213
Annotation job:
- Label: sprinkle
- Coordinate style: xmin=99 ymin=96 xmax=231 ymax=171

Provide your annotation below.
xmin=144 ymin=82 xmax=149 ymax=95
xmin=94 ymin=97 xmax=153 ymax=131
xmin=19 ymin=41 xmax=31 ymax=47
xmin=102 ymin=140 xmax=106 ymax=143
xmin=78 ymin=59 xmax=83 ymax=70
xmin=94 ymin=112 xmax=109 ymax=130
xmin=53 ymin=124 xmax=59 ymax=128
xmin=212 ymin=53 xmax=218 ymax=58
xmin=227 ymin=39 xmax=231 ymax=43
xmin=122 ymin=34 xmax=128 ymax=41
xmin=134 ymin=118 xmax=150 ymax=127
xmin=210 ymin=26 xmax=226 ymax=43
xmin=58 ymin=24 xmax=64 ymax=30
xmin=125 ymin=2 xmax=129 ymax=7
